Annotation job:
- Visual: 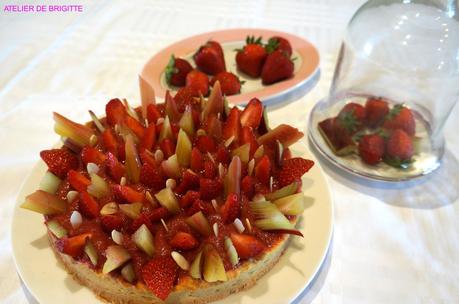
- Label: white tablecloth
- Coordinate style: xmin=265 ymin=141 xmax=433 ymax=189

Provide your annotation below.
xmin=1 ymin=1 xmax=459 ymax=303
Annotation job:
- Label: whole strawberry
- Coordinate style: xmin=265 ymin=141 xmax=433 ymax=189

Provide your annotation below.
xmin=210 ymin=71 xmax=242 ymax=96
xmin=385 ymin=129 xmax=414 ymax=167
xmin=261 ymin=50 xmax=294 ymax=85
xmin=265 ymin=36 xmax=292 ymax=57
xmin=365 ymin=98 xmax=389 ymax=128
xmin=164 ymin=55 xmax=192 ymax=87
xmin=40 ymin=148 xmax=78 ymax=179
xmin=383 ymin=104 xmax=416 ymax=136
xmin=236 ymin=36 xmax=267 ymax=78
xmin=186 ymin=70 xmax=209 ymax=96
xmin=337 ymin=102 xmax=366 ymax=134
xmin=193 ymin=40 xmax=226 ymax=75
xmin=358 ymin=134 xmax=385 ymax=165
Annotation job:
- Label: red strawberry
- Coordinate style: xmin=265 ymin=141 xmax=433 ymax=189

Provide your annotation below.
xmin=165 ymin=55 xmax=193 ymax=87
xmin=130 ymin=207 xmax=170 ymax=233
xmin=385 ymin=129 xmax=414 ymax=167
xmin=337 ymin=102 xmax=366 ymax=133
xmin=241 ymin=175 xmax=255 ymax=199
xmin=40 ymin=148 xmax=78 ymax=179
xmin=170 ymin=232 xmax=198 ymax=250
xmin=255 ymin=155 xmax=271 ymax=186
xmin=67 ymin=170 xmax=91 ymax=192
xmin=173 ymin=87 xmax=199 ymax=112
xmin=100 ymin=214 xmax=125 ymax=232
xmin=222 ymin=107 xmax=241 ymax=143
xmin=240 ymin=126 xmax=258 ymax=158
xmin=55 ymin=233 xmax=91 ymax=257
xmin=190 ymin=147 xmax=203 ymax=172
xmin=230 ymin=233 xmax=265 ymax=260
xmin=216 ymin=145 xmax=231 ymax=164
xmin=101 ymin=129 xmax=119 ymax=157
xmin=199 ymin=178 xmax=223 ymax=200
xmin=159 ymin=139 xmax=176 ymax=159
xmin=235 ymin=36 xmax=267 ymax=78
xmin=105 ymin=98 xmax=127 ymax=126
xmin=139 ymin=162 xmax=165 ymax=190
xmin=358 ymin=134 xmax=385 ymax=165
xmin=261 ymin=50 xmax=294 ymax=85
xmin=220 ymin=193 xmax=240 ymax=224
xmin=257 ymin=124 xmax=303 ymax=148
xmin=277 ymin=157 xmax=314 ymax=187
xmin=79 ymin=192 xmax=100 ymax=219
xmin=240 ymin=98 xmax=263 ymax=129
xmin=265 ymin=36 xmax=293 ymax=57
xmin=124 ymin=115 xmax=145 ymax=139
xmin=204 ymin=114 xmax=222 ymax=139
xmin=365 ymin=98 xmax=389 ymax=128
xmin=142 ymin=256 xmax=178 ymax=300
xmin=186 ymin=70 xmax=209 ymax=96
xmin=383 ymin=104 xmax=416 ymax=136
xmin=193 ymin=41 xmax=226 ymax=75
xmin=175 ymin=169 xmax=199 ymax=194
xmin=81 ymin=146 xmax=106 ymax=165
xmin=195 ymin=135 xmax=217 ymax=153
xmin=146 ymin=103 xmax=162 ymax=125
xmin=187 ymin=199 xmax=214 ymax=216
xmin=318 ymin=117 xmax=356 ymax=154
xmin=113 ymin=185 xmax=144 ymax=204
xmin=105 ymin=152 xmax=125 ymax=183
xmin=210 ymin=71 xmax=241 ymax=96
xmin=180 ymin=190 xmax=200 ymax=208
xmin=140 ymin=124 xmax=156 ymax=152
xmin=203 ymin=160 xmax=217 ymax=179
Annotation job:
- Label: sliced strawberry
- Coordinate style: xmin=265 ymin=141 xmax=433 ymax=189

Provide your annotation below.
xmin=255 ymin=155 xmax=271 ymax=186
xmin=40 ymin=148 xmax=78 ymax=179
xmin=170 ymin=232 xmax=198 ymax=250
xmin=175 ymin=169 xmax=200 ymax=194
xmin=140 ymin=124 xmax=157 ymax=153
xmin=105 ymin=98 xmax=127 ymax=126
xmin=139 ymin=162 xmax=166 ymax=190
xmin=277 ymin=157 xmax=314 ymax=187
xmin=230 ymin=233 xmax=265 ymax=260
xmin=186 ymin=70 xmax=209 ymax=96
xmin=67 ymin=170 xmax=91 ymax=192
xmin=257 ymin=124 xmax=303 ymax=148
xmin=195 ymin=135 xmax=217 ymax=153
xmin=101 ymin=129 xmax=119 ymax=157
xmin=165 ymin=90 xmax=181 ymax=122
xmin=222 ymin=107 xmax=241 ymax=143
xmin=55 ymin=233 xmax=91 ymax=257
xmin=100 ymin=214 xmax=126 ymax=233
xmin=240 ymin=126 xmax=259 ymax=157
xmin=142 ymin=255 xmax=178 ymax=300
xmin=190 ymin=147 xmax=203 ymax=172
xmin=216 ymin=145 xmax=231 ymax=165
xmin=160 ymin=139 xmax=176 ymax=159
xmin=365 ymin=98 xmax=389 ymax=128
xmin=187 ymin=199 xmax=214 ymax=216
xmin=383 ymin=104 xmax=416 ymax=136
xmin=199 ymin=178 xmax=223 ymax=200
xmin=204 ymin=114 xmax=222 ymax=139
xmin=180 ymin=190 xmax=200 ymax=208
xmin=146 ymin=103 xmax=162 ymax=125
xmin=105 ymin=152 xmax=125 ymax=183
xmin=203 ymin=160 xmax=217 ymax=179
xmin=130 ymin=207 xmax=170 ymax=233
xmin=240 ymin=98 xmax=263 ymax=129
xmin=139 ymin=150 xmax=156 ymax=167
xmin=79 ymin=192 xmax=100 ymax=219
xmin=112 ymin=185 xmax=144 ymax=204
xmin=81 ymin=146 xmax=106 ymax=166
xmin=220 ymin=193 xmax=240 ymax=224
xmin=241 ymin=175 xmax=255 ymax=199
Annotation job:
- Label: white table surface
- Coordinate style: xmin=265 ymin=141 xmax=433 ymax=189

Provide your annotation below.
xmin=1 ymin=1 xmax=459 ymax=303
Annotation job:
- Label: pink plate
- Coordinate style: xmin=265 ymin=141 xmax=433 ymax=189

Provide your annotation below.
xmin=140 ymin=28 xmax=320 ymax=106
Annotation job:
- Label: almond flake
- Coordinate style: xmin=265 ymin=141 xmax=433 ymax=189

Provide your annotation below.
xmin=120 ymin=176 xmax=127 ymax=186
xmin=247 ymin=159 xmax=255 ymax=176
xmin=89 ymin=134 xmax=98 ymax=147
xmin=86 ymin=162 xmax=99 ymax=175
xmin=196 ymin=129 xmax=206 ymax=137
xmin=154 ymin=149 xmax=164 ymax=162
xmin=245 ymin=218 xmax=253 ymax=233
xmin=171 ymin=251 xmax=189 ymax=270
xmin=218 ymin=163 xmax=225 ymax=178
xmin=224 ymin=135 xmax=235 ymax=148
xmin=144 ymin=118 xmax=149 ymax=128
xmin=213 ymin=222 xmax=219 ymax=237
xmin=207 ymin=152 xmax=215 ymax=164
xmin=100 ymin=202 xmax=118 ymax=215
xmin=70 ymin=211 xmax=82 ymax=229
xmin=111 ymin=230 xmax=123 ymax=245
xmin=145 ymin=191 xmax=158 ymax=207
xmin=66 ymin=190 xmax=79 ymax=203
xmin=156 ymin=117 xmax=164 ymax=126
xmin=166 ymin=178 xmax=176 ymax=189
xmin=89 ymin=110 xmax=105 ymax=132
xmin=233 ymin=218 xmax=245 ymax=233
xmin=269 ymin=176 xmax=274 ymax=192
xmin=211 ymin=199 xmax=218 ymax=212
xmin=161 ymin=218 xmax=169 ymax=232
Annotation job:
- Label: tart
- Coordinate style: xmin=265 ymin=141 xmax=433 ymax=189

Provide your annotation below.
xmin=21 ymin=81 xmax=314 ymax=303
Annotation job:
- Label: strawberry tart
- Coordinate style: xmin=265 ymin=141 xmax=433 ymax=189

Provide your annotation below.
xmin=21 ymin=81 xmax=314 ymax=303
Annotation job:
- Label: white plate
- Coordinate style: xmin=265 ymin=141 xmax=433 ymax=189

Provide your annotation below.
xmin=11 ymin=144 xmax=333 ymax=304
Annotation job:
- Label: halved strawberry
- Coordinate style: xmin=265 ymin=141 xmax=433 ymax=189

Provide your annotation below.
xmin=190 ymin=147 xmax=203 ymax=172
xmin=160 ymin=139 xmax=176 ymax=159
xmin=216 ymin=145 xmax=231 ymax=164
xmin=230 ymin=233 xmax=265 ymax=260
xmin=220 ymin=193 xmax=240 ymax=224
xmin=203 ymin=160 xmax=217 ymax=179
xmin=170 ymin=232 xmax=198 ymax=250
xmin=105 ymin=98 xmax=127 ymax=126
xmin=277 ymin=157 xmax=314 ymax=187
xmin=240 ymin=98 xmax=263 ymax=129
xmin=240 ymin=126 xmax=258 ymax=157
xmin=200 ymin=178 xmax=223 ymax=200
xmin=241 ymin=175 xmax=255 ymax=199
xmin=222 ymin=107 xmax=241 ymax=143
xmin=113 ymin=185 xmax=144 ymax=204
xmin=55 ymin=233 xmax=91 ymax=257
xmin=40 ymin=148 xmax=78 ymax=179
xmin=79 ymin=191 xmax=100 ymax=219
xmin=175 ymin=169 xmax=199 ymax=194
xmin=140 ymin=124 xmax=156 ymax=152
xmin=140 ymin=162 xmax=166 ymax=190
xmin=180 ymin=190 xmax=200 ymax=208
xmin=81 ymin=146 xmax=106 ymax=166
xmin=255 ymin=155 xmax=271 ymax=186
xmin=101 ymin=129 xmax=119 ymax=157
xmin=100 ymin=214 xmax=126 ymax=233
xmin=142 ymin=255 xmax=178 ymax=300
xmin=146 ymin=104 xmax=162 ymax=125
xmin=195 ymin=135 xmax=217 ymax=153
xmin=257 ymin=124 xmax=303 ymax=148
xmin=105 ymin=152 xmax=125 ymax=183
xmin=68 ymin=170 xmax=91 ymax=192
xmin=124 ymin=115 xmax=145 ymax=139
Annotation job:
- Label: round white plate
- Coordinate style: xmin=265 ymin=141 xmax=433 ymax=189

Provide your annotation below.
xmin=12 ymin=144 xmax=333 ymax=303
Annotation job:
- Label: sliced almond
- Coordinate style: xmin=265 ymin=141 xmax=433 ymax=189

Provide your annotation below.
xmin=100 ymin=202 xmax=118 ymax=215
xmin=86 ymin=162 xmax=99 ymax=175
xmin=111 ymin=230 xmax=123 ymax=245
xmin=70 ymin=210 xmax=82 ymax=229
xmin=171 ymin=251 xmax=190 ymax=271
xmin=233 ymin=218 xmax=245 ymax=233
xmin=66 ymin=190 xmax=79 ymax=203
